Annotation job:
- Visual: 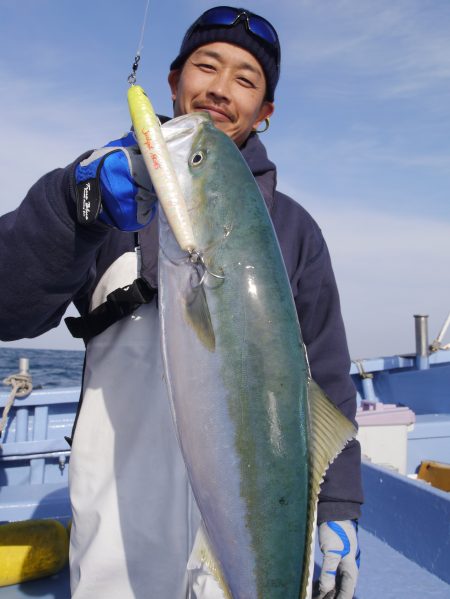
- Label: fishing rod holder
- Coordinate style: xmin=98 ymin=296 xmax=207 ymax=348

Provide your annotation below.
xmin=414 ymin=314 xmax=430 ymax=370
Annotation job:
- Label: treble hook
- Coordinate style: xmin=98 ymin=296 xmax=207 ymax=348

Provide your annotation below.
xmin=189 ymin=250 xmax=225 ymax=284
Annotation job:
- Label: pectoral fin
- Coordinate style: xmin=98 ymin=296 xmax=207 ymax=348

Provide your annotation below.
xmin=184 ymin=278 xmax=215 ymax=352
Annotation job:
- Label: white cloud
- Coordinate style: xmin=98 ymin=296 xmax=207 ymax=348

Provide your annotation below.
xmin=270 ymin=132 xmax=450 ymax=181
xmin=283 ymin=0 xmax=450 ymax=98
xmin=301 ymin=202 xmax=450 ymax=358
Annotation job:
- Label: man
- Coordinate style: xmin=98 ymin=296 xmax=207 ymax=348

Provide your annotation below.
xmin=0 ymin=7 xmax=362 ymax=599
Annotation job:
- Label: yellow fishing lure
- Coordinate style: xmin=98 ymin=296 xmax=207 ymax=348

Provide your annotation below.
xmin=127 ymin=85 xmax=196 ymax=254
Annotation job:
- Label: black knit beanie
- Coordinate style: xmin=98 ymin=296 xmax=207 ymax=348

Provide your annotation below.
xmin=170 ymin=8 xmax=280 ymax=101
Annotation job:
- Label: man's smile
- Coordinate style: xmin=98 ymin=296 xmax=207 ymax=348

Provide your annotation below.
xmin=193 ymin=103 xmax=234 ymax=122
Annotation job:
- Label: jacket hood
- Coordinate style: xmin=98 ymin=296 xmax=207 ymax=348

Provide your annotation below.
xmin=240 ymin=132 xmax=277 ymax=214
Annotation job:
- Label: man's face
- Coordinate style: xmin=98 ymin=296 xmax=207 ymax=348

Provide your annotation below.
xmin=168 ymin=42 xmax=274 ymax=147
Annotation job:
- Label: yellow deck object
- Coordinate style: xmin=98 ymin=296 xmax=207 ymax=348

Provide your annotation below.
xmin=417 ymin=460 xmax=450 ymax=492
xmin=0 ymin=519 xmax=69 ymax=587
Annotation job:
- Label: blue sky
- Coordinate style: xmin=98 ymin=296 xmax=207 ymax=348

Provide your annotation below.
xmin=1 ymin=0 xmax=450 ymax=358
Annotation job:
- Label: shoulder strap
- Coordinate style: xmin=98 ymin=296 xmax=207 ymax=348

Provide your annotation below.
xmin=65 ymin=277 xmax=157 ymax=344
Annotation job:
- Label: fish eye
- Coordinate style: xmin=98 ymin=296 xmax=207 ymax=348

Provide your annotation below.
xmin=190 ymin=151 xmax=205 ymax=167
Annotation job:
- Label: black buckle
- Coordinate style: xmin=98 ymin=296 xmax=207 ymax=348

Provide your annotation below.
xmin=65 ymin=278 xmax=157 ymax=344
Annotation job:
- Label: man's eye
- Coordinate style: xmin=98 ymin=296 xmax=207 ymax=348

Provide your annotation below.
xmin=238 ymin=77 xmax=255 ymax=88
xmin=197 ymin=63 xmax=215 ymax=71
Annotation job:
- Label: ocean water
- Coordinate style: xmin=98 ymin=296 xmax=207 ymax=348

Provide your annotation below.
xmin=0 ymin=347 xmax=84 ymax=389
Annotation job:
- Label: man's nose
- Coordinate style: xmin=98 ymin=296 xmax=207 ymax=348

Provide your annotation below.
xmin=206 ymin=72 xmax=231 ymax=101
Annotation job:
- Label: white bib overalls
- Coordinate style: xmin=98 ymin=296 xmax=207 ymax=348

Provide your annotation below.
xmin=69 ymin=252 xmax=224 ymax=598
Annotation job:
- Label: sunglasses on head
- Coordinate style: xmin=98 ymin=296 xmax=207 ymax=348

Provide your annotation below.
xmin=185 ymin=6 xmax=280 ymax=67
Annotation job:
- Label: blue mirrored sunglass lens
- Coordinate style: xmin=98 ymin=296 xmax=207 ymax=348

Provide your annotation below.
xmin=248 ymin=19 xmax=278 ymax=45
xmin=198 ymin=7 xmax=279 ymax=48
xmin=199 ymin=7 xmax=240 ymax=27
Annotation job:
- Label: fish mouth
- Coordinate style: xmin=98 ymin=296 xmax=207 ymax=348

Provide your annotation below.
xmin=161 ymin=112 xmax=210 ymax=143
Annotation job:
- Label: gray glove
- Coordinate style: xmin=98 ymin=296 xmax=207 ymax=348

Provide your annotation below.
xmin=314 ymin=520 xmax=360 ymax=599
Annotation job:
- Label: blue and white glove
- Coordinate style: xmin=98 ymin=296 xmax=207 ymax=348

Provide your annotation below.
xmin=75 ymin=131 xmax=156 ymax=231
xmin=315 ymin=520 xmax=360 ymax=599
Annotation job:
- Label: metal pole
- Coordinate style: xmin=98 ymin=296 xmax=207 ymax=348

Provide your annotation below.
xmin=414 ymin=314 xmax=430 ymax=370
xmin=19 ymin=358 xmax=29 ymax=375
xmin=15 ymin=358 xmax=30 ymax=442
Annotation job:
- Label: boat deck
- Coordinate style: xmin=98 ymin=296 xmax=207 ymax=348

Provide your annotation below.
xmin=0 ymin=526 xmax=448 ymax=598
xmin=366 ymin=527 xmax=449 ymax=597
xmin=316 ymin=527 xmax=449 ymax=599
xmin=2 ymin=349 xmax=450 ymax=598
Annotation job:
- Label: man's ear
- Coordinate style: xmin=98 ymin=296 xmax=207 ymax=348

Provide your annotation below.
xmin=168 ymin=70 xmax=181 ymax=100
xmin=253 ymin=101 xmax=275 ymax=130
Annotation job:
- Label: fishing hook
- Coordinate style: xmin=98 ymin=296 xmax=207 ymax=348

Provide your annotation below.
xmin=189 ymin=250 xmax=225 ymax=283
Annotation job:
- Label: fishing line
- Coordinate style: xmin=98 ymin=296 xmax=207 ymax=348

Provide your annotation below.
xmin=128 ymin=0 xmax=151 ymax=84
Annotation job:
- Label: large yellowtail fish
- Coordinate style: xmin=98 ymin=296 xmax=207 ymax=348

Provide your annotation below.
xmin=155 ymin=111 xmax=356 ymax=599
